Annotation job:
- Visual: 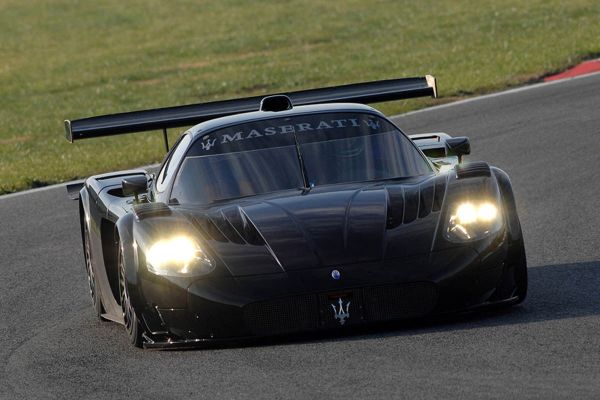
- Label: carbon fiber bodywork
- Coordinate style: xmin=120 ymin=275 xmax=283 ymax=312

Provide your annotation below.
xmin=74 ymin=103 xmax=527 ymax=349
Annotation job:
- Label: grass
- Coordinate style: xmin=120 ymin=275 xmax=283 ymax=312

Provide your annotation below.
xmin=1 ymin=0 xmax=599 ymax=194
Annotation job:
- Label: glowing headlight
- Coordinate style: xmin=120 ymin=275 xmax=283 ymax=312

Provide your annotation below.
xmin=477 ymin=202 xmax=498 ymax=222
xmin=446 ymin=201 xmax=502 ymax=241
xmin=455 ymin=203 xmax=478 ymax=225
xmin=146 ymin=236 xmax=214 ymax=277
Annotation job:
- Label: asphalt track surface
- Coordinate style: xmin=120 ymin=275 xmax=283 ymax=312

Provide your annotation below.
xmin=1 ymin=73 xmax=600 ymax=399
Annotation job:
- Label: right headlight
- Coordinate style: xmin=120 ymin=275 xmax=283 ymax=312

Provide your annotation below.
xmin=146 ymin=236 xmax=214 ymax=277
xmin=444 ymin=201 xmax=503 ymax=242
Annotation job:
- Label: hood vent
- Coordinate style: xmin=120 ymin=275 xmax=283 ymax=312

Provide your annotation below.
xmin=132 ymin=202 xmax=171 ymax=220
xmin=386 ymin=176 xmax=447 ymax=229
xmin=456 ymin=161 xmax=491 ymax=179
xmin=221 ymin=206 xmax=265 ymax=246
xmin=402 ymin=186 xmax=420 ymax=224
xmin=209 ymin=212 xmax=245 ymax=244
xmin=191 ymin=215 xmax=228 ymax=242
xmin=386 ymin=187 xmax=404 ymax=229
xmin=191 ymin=207 xmax=267 ymax=246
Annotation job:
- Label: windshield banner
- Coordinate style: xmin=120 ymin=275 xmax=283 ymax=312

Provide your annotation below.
xmin=188 ymin=113 xmax=394 ymax=156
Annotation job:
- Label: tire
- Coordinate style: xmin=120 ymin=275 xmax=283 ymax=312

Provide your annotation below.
xmin=514 ymin=258 xmax=528 ymax=304
xmin=118 ymin=243 xmax=144 ymax=348
xmin=83 ymin=224 xmax=105 ymax=320
xmin=491 ymin=240 xmax=527 ymax=307
xmin=505 ymin=239 xmax=528 ymax=305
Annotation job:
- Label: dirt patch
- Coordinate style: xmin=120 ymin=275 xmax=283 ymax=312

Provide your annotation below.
xmin=0 ymin=135 xmax=32 ymax=145
xmin=135 ymin=78 xmax=163 ymax=86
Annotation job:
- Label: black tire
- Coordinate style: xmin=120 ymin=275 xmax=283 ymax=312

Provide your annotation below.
xmin=514 ymin=260 xmax=528 ymax=304
xmin=490 ymin=240 xmax=527 ymax=307
xmin=83 ymin=224 xmax=105 ymax=320
xmin=118 ymin=244 xmax=144 ymax=348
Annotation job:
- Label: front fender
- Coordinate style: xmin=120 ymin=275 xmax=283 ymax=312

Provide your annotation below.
xmin=115 ymin=213 xmax=145 ymax=311
xmin=491 ymin=167 xmax=524 ymax=243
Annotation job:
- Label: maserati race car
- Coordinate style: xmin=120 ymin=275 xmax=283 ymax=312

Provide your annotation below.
xmin=64 ymin=76 xmax=527 ymax=349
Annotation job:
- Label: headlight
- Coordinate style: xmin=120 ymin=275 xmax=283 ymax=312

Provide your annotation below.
xmin=445 ymin=201 xmax=502 ymax=242
xmin=146 ymin=236 xmax=214 ymax=277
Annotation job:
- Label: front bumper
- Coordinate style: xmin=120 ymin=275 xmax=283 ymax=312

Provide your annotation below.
xmin=141 ymin=294 xmax=521 ymax=350
xmin=136 ymin=233 xmax=522 ymax=348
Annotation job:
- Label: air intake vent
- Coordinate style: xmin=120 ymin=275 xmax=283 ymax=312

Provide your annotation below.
xmin=222 ymin=206 xmax=265 ymax=246
xmin=243 ymin=282 xmax=438 ymax=335
xmin=209 ymin=212 xmax=246 ymax=244
xmin=363 ymin=282 xmax=438 ymax=320
xmin=132 ymin=202 xmax=171 ymax=220
xmin=386 ymin=186 xmax=404 ymax=229
xmin=260 ymin=95 xmax=293 ymax=112
xmin=191 ymin=215 xmax=228 ymax=242
xmin=456 ymin=161 xmax=491 ymax=179
xmin=386 ymin=177 xmax=443 ymax=229
xmin=244 ymin=295 xmax=319 ymax=336
xmin=403 ymin=186 xmax=420 ymax=223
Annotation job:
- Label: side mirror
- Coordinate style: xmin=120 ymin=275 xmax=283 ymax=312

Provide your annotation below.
xmin=122 ymin=175 xmax=148 ymax=202
xmin=446 ymin=137 xmax=471 ymax=162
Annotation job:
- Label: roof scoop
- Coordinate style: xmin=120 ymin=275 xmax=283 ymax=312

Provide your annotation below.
xmin=260 ymin=95 xmax=293 ymax=112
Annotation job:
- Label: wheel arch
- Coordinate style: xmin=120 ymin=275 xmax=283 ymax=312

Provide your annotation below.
xmin=491 ymin=166 xmax=524 ymax=243
xmin=491 ymin=166 xmax=528 ymax=302
xmin=115 ymin=213 xmax=145 ymax=310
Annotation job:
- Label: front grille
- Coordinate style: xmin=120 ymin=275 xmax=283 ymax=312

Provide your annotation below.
xmin=363 ymin=282 xmax=438 ymax=321
xmin=243 ymin=282 xmax=438 ymax=336
xmin=244 ymin=294 xmax=319 ymax=336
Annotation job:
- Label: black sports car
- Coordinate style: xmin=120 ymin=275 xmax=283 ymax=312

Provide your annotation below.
xmin=65 ymin=76 xmax=527 ymax=348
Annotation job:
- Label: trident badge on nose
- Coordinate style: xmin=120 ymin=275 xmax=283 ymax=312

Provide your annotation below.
xmin=331 ymin=298 xmax=351 ymax=325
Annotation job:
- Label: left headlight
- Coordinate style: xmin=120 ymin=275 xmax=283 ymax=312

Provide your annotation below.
xmin=445 ymin=201 xmax=503 ymax=242
xmin=146 ymin=236 xmax=214 ymax=277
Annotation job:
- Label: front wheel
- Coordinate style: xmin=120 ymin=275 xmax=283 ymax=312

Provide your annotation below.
xmin=118 ymin=244 xmax=144 ymax=348
xmin=511 ymin=239 xmax=528 ymax=304
xmin=83 ymin=224 xmax=104 ymax=320
xmin=514 ymin=259 xmax=528 ymax=304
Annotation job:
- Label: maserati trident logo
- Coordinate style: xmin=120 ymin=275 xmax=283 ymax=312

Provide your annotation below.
xmin=200 ymin=138 xmax=217 ymax=151
xmin=331 ymin=298 xmax=351 ymax=325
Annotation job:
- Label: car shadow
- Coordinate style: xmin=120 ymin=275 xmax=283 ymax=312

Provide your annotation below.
xmin=184 ymin=260 xmax=600 ymax=351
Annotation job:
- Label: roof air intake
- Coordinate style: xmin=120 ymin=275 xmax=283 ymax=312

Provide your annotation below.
xmin=260 ymin=95 xmax=293 ymax=112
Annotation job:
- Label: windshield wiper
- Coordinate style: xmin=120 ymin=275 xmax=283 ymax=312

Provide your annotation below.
xmin=291 ymin=130 xmax=311 ymax=190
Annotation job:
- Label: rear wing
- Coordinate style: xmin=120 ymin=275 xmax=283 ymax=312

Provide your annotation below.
xmin=64 ymin=75 xmax=437 ymax=144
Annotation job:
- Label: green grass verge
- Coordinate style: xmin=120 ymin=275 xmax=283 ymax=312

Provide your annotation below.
xmin=1 ymin=0 xmax=599 ymax=194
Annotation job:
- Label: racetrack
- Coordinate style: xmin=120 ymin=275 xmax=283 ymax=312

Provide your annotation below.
xmin=1 ymin=73 xmax=599 ymax=399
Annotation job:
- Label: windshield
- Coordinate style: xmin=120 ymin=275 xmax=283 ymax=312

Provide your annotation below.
xmin=171 ymin=112 xmax=431 ymax=204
